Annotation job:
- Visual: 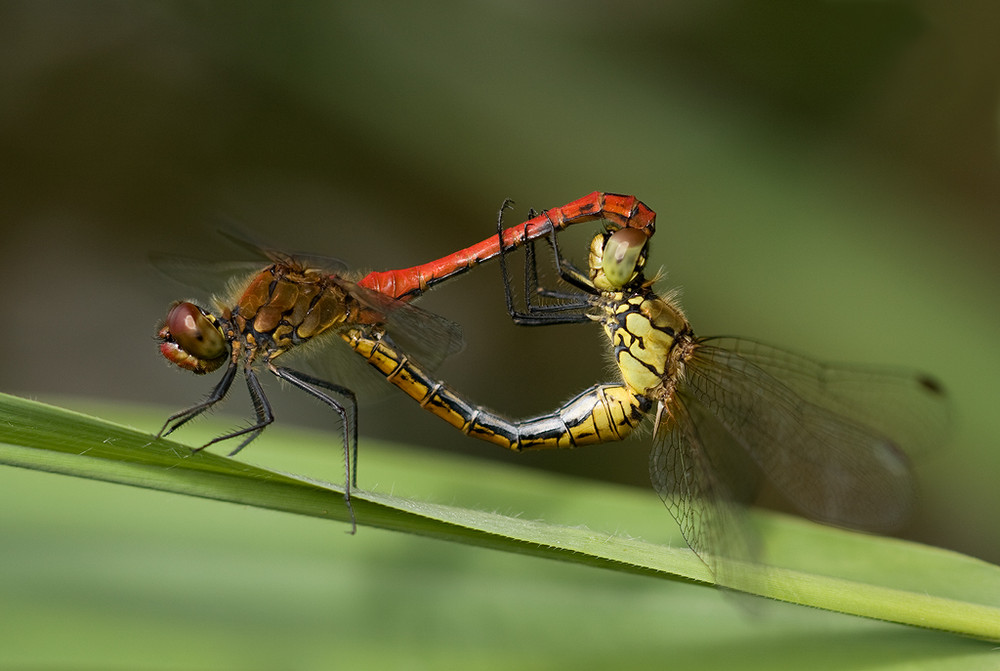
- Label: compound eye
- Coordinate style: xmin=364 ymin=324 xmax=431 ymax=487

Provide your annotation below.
xmin=601 ymin=228 xmax=648 ymax=288
xmin=166 ymin=302 xmax=227 ymax=359
xmin=158 ymin=302 xmax=228 ymax=373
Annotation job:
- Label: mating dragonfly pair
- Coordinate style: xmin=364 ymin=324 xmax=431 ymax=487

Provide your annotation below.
xmin=155 ymin=192 xmax=947 ymax=580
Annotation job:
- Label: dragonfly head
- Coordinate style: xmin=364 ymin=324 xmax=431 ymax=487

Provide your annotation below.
xmin=590 ymin=227 xmax=649 ymax=291
xmin=157 ymin=302 xmax=229 ymax=374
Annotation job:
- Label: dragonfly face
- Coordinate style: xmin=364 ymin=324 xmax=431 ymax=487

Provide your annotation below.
xmin=158 ymin=301 xmax=229 ymax=374
xmin=590 ymin=227 xmax=650 ymax=291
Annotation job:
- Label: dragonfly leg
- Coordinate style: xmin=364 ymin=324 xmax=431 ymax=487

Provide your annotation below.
xmin=198 ymin=366 xmax=275 ymax=454
xmin=270 ymin=364 xmax=359 ymax=534
xmin=539 ymin=220 xmax=595 ymax=292
xmin=498 ymin=206 xmax=593 ymax=326
xmin=157 ymin=358 xmax=239 ymax=443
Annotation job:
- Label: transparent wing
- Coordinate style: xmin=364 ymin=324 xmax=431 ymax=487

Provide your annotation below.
xmin=650 ymin=394 xmax=763 ymax=590
xmin=347 ymin=281 xmax=465 ymax=368
xmin=151 ymin=222 xmax=349 ymax=297
xmin=149 ymin=253 xmax=264 ymax=297
xmin=680 ymin=337 xmax=950 ymax=531
xmin=216 ymin=222 xmax=349 ymax=274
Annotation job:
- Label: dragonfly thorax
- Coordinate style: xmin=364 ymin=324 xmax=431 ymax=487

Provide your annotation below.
xmin=597 ymin=288 xmax=692 ymax=399
xmin=230 ymin=263 xmax=360 ymax=360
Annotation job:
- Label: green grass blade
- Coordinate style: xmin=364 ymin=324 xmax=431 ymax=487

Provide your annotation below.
xmin=0 ymin=391 xmax=998 ymax=641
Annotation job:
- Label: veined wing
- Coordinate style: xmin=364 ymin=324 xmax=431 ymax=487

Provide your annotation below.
xmin=274 ymin=273 xmax=465 ymax=400
xmin=150 ymin=253 xmax=265 ymax=298
xmin=650 ymin=391 xmax=764 ymax=590
xmin=680 ymin=337 xmax=949 ymax=531
xmin=345 ymin=280 xmax=464 ymax=369
xmin=151 ymin=221 xmax=349 ymax=298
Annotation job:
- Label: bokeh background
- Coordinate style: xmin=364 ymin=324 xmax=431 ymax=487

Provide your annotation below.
xmin=1 ymin=2 xmax=999 ymax=665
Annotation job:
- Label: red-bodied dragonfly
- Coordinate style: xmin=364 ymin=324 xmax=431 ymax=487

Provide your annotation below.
xmin=466 ymin=220 xmax=950 ymax=587
xmin=155 ymin=192 xmax=655 ymax=530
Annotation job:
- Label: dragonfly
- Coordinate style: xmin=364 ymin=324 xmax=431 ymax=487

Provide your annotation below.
xmin=155 ymin=192 xmax=655 ymax=530
xmin=481 ymin=219 xmax=951 ymax=586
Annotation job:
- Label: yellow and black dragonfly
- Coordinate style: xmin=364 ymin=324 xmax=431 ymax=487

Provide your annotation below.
xmin=477 ymin=214 xmax=950 ymax=584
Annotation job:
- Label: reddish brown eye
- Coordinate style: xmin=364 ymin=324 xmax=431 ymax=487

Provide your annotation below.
xmin=159 ymin=302 xmax=228 ymax=374
xmin=601 ymin=228 xmax=648 ymax=288
xmin=167 ymin=302 xmax=227 ymax=358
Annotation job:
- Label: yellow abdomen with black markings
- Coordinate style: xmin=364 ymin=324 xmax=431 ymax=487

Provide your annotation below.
xmin=342 ymin=327 xmax=652 ymax=451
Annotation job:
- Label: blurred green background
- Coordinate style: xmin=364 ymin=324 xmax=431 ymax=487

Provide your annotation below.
xmin=1 ymin=2 xmax=999 ymax=667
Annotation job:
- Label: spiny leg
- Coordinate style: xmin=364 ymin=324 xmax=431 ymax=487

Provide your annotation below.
xmin=497 ymin=204 xmax=593 ymax=326
xmin=540 ymin=221 xmax=594 ymax=292
xmin=524 ymin=225 xmax=592 ymax=299
xmin=270 ymin=365 xmax=358 ymax=486
xmin=199 ymin=365 xmax=275 ymax=453
xmin=270 ymin=364 xmax=359 ymax=534
xmin=158 ymin=358 xmax=239 ymax=442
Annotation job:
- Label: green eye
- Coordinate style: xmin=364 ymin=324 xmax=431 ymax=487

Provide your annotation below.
xmin=601 ymin=228 xmax=647 ymax=288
